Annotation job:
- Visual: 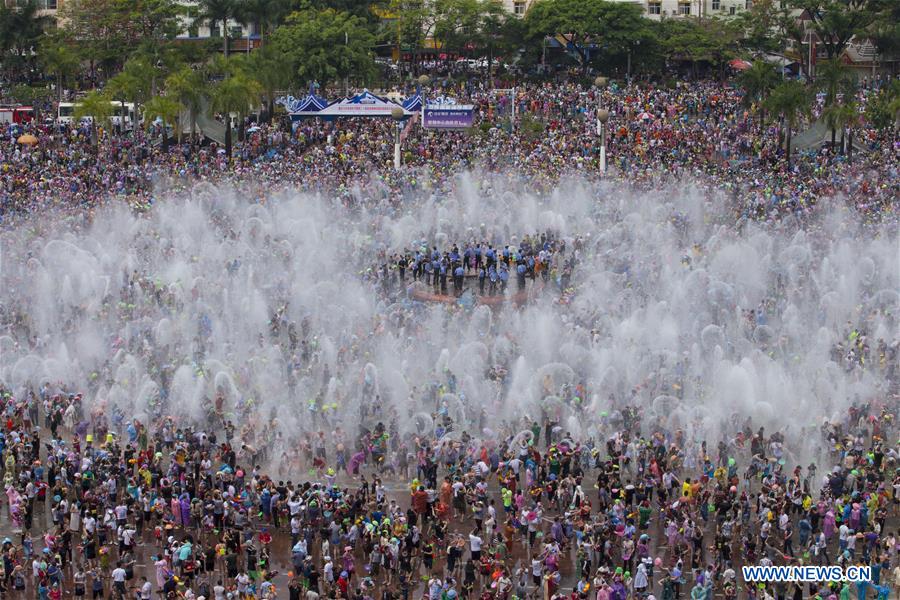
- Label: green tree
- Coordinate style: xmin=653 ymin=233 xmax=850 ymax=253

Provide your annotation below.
xmin=525 ymin=0 xmax=647 ymax=74
xmin=39 ymin=34 xmax=81 ymax=104
xmin=235 ymin=45 xmax=291 ymax=123
xmin=75 ymin=90 xmax=115 ymax=146
xmin=434 ymin=0 xmax=504 ymax=61
xmin=816 ymin=58 xmax=855 ymax=148
xmin=209 ymin=71 xmax=261 ymax=157
xmin=659 ymin=18 xmax=738 ymax=79
xmin=380 ymin=0 xmax=439 ymax=73
xmin=788 ymin=0 xmax=882 ymax=60
xmin=869 ymin=0 xmax=900 ymax=58
xmin=817 ymin=58 xmax=854 ymax=105
xmin=735 ymin=0 xmax=786 ymax=55
xmin=143 ymin=95 xmax=182 ymax=152
xmin=765 ymin=80 xmax=812 ymax=167
xmin=739 ymin=60 xmax=779 ymax=118
xmin=864 ymin=79 xmax=900 ymax=130
xmin=60 ymin=0 xmax=180 ymax=74
xmin=105 ymin=58 xmax=154 ymax=119
xmin=194 ymin=0 xmax=239 ymax=57
xmin=271 ymin=8 xmax=375 ymax=88
xmin=235 ymin=0 xmax=290 ymax=46
xmin=165 ymin=66 xmax=206 ymax=141
xmin=0 ymin=1 xmax=50 ymax=82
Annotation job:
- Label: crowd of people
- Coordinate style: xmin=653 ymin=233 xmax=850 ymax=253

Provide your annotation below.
xmin=0 ymin=373 xmax=897 ymax=600
xmin=2 ymin=77 xmax=898 ymax=224
xmin=0 ymin=73 xmax=898 ymax=600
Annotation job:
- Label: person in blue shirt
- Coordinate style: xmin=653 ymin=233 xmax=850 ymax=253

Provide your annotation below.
xmin=453 ymin=265 xmax=465 ymax=295
xmin=432 ymin=259 xmax=441 ymax=289
xmin=439 ymin=259 xmax=448 ymax=294
xmin=516 ymin=262 xmax=527 ymax=290
xmin=488 ymin=265 xmax=497 ymax=296
xmin=486 ymin=246 xmax=495 ymax=268
xmin=498 ymin=265 xmax=509 ymax=293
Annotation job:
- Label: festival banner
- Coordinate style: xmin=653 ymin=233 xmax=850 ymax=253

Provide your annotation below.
xmin=423 ymin=106 xmax=475 ymax=129
xmin=317 ymin=90 xmax=404 ymax=118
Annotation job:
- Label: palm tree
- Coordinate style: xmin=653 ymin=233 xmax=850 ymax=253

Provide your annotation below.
xmin=105 ymin=61 xmax=153 ymax=132
xmin=816 ymin=58 xmax=855 ymax=150
xmin=39 ymin=35 xmax=80 ymax=104
xmin=194 ymin=0 xmax=239 ymax=57
xmin=235 ymin=45 xmax=289 ymax=123
xmin=143 ymin=95 xmax=182 ymax=152
xmin=75 ymin=91 xmax=115 ymax=147
xmin=821 ymin=102 xmax=844 ymax=152
xmin=765 ymin=80 xmax=812 ymax=168
xmin=210 ymin=72 xmax=261 ymax=157
xmin=738 ymin=60 xmax=779 ymax=121
xmin=166 ymin=66 xmax=206 ymax=143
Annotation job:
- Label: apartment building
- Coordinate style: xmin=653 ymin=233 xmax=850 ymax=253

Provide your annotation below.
xmin=4 ymin=0 xmax=61 ymax=14
xmin=500 ymin=0 xmax=747 ymax=19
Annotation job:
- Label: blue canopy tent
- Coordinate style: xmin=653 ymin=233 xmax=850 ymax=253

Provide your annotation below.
xmin=276 ymin=93 xmax=330 ymax=130
xmin=402 ymin=93 xmax=423 ymax=114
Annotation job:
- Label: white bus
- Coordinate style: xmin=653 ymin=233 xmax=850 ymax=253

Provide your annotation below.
xmin=57 ymin=101 xmax=137 ymax=129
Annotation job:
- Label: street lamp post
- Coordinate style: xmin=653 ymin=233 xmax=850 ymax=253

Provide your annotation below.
xmin=391 ymin=105 xmax=405 ymax=170
xmin=597 ymin=108 xmax=610 ymax=173
xmin=594 ymin=76 xmax=610 ymax=174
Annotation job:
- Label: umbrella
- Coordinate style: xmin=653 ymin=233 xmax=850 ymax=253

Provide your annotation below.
xmin=16 ymin=134 xmax=38 ymax=146
xmin=729 ymin=59 xmax=752 ymax=71
xmin=637 ymin=112 xmax=654 ymax=121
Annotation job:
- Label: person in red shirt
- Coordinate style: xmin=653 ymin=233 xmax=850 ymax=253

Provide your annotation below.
xmin=412 ymin=486 xmax=429 ymax=517
xmin=337 ymin=572 xmax=349 ymax=597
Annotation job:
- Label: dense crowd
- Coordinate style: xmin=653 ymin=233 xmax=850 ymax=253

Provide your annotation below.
xmin=0 ymin=372 xmax=897 ymax=600
xmin=2 ymin=78 xmax=898 ymax=224
xmin=0 ymin=74 xmax=898 ymax=600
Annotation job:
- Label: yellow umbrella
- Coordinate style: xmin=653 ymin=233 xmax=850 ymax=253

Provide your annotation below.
xmin=16 ymin=134 xmax=38 ymax=146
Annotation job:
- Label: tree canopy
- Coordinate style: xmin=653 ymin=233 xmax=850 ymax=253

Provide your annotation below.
xmin=271 ymin=8 xmax=376 ymax=88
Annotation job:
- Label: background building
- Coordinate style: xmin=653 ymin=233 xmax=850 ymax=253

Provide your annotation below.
xmin=4 ymin=0 xmax=61 ymax=15
xmin=499 ymin=0 xmax=746 ymax=18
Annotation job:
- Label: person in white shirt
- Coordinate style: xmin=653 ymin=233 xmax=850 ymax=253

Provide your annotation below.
xmin=469 ymin=530 xmax=483 ymax=560
xmin=140 ymin=576 xmax=153 ymax=600
xmin=111 ymin=564 xmax=127 ymax=596
xmin=213 ymin=580 xmax=226 ymax=600
xmin=83 ymin=515 xmax=96 ymax=536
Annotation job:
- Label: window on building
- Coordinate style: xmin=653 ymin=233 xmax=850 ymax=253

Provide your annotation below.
xmin=712 ymin=0 xmax=720 ymax=10
xmin=209 ymin=23 xmax=220 ymax=37
xmin=230 ymin=25 xmax=243 ymax=39
xmin=729 ymin=5 xmax=736 ymax=13
xmin=679 ymin=2 xmax=691 ymax=14
xmin=648 ymin=2 xmax=661 ymax=13
xmin=514 ymin=1 xmax=526 ymax=15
